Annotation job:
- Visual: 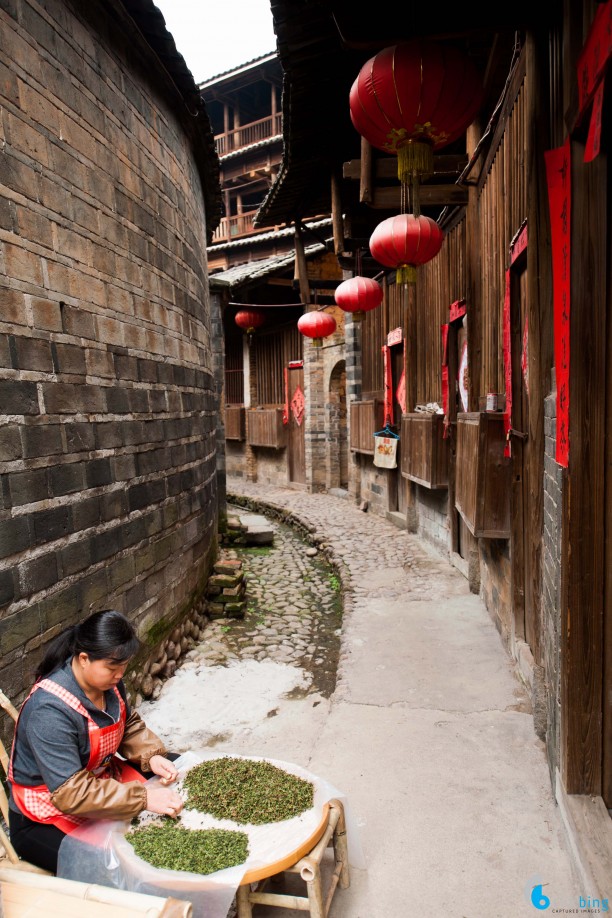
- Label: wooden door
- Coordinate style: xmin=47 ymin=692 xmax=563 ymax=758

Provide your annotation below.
xmin=510 ymin=258 xmax=535 ymax=649
xmin=449 ymin=316 xmax=471 ymax=562
xmin=287 ymin=364 xmax=306 ymax=484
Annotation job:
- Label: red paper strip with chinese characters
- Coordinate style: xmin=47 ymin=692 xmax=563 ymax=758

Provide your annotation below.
xmin=503 ymin=269 xmax=512 ymax=456
xmin=396 ymin=369 xmax=406 ymax=415
xmin=545 ymin=139 xmax=571 ymax=468
xmin=382 ymin=345 xmax=393 ymax=426
xmin=441 ymin=324 xmax=449 ymax=438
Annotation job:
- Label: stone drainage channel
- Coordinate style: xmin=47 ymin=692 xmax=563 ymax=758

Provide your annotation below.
xmin=139 ymin=503 xmax=343 ymax=750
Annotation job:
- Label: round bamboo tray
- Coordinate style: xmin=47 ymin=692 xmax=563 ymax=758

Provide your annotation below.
xmin=239 ymin=802 xmax=330 ymax=884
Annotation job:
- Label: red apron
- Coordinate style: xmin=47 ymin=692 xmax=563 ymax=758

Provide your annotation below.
xmin=9 ymin=678 xmax=146 ymax=834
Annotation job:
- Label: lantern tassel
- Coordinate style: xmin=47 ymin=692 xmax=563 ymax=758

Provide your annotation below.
xmin=397 ymin=264 xmax=417 ymax=285
xmin=397 ymin=141 xmax=434 ymax=185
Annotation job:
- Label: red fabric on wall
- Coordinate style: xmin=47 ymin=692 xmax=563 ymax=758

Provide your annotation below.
xmin=544 ymin=139 xmax=571 ymax=468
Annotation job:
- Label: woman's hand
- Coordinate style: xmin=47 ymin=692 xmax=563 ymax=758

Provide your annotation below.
xmin=145 ymin=785 xmax=184 ymax=818
xmin=149 ymin=755 xmax=179 ymax=786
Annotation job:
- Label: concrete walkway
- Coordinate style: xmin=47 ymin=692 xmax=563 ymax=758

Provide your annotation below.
xmin=147 ymin=479 xmax=581 ymax=917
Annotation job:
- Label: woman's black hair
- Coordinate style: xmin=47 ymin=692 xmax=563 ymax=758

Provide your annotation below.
xmin=35 ymin=609 xmax=141 ymax=680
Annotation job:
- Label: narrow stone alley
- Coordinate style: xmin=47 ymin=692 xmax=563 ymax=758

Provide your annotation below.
xmin=142 ymin=480 xmax=580 ymax=918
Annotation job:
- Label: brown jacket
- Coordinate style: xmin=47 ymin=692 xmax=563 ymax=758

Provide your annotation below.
xmin=51 ymin=710 xmax=167 ymax=819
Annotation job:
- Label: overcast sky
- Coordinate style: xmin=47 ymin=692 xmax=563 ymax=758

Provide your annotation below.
xmin=153 ymin=0 xmax=278 ymax=84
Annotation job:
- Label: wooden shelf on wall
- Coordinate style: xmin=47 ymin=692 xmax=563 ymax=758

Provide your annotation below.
xmin=225 ymin=405 xmax=246 ymax=441
xmin=349 ymin=399 xmax=385 ymax=455
xmin=400 ymin=412 xmax=449 ymax=489
xmin=455 ymin=412 xmax=511 ymax=538
xmin=247 ymin=408 xmax=287 ymax=449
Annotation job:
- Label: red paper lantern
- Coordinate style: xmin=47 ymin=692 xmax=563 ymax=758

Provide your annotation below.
xmin=369 ymin=214 xmax=445 ymax=284
xmin=335 ymin=276 xmax=383 ymax=322
xmin=350 ymin=41 xmax=483 ymax=199
xmin=234 ymin=308 xmax=266 ymax=338
xmin=297 ymin=311 xmax=337 ymax=347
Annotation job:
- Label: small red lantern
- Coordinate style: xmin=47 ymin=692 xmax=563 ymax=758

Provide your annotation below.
xmin=335 ymin=276 xmax=383 ymax=323
xmin=369 ymin=214 xmax=444 ymax=285
xmin=235 ymin=308 xmax=266 ymax=342
xmin=350 ymin=41 xmax=483 ymax=210
xmin=297 ymin=311 xmax=337 ymax=347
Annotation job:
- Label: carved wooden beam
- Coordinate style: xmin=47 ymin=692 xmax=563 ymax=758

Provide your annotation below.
xmin=343 ymin=154 xmax=469 ymax=181
xmin=371 ymin=185 xmax=469 ymax=208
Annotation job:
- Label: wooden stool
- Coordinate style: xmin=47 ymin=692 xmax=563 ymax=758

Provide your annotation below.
xmin=236 ymin=799 xmax=350 ymax=918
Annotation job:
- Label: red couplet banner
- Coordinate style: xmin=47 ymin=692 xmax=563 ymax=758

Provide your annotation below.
xmin=544 ymin=139 xmax=571 ymax=468
xmin=441 ymin=324 xmax=449 ymax=438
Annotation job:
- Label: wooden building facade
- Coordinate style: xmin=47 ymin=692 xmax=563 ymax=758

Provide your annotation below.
xmin=255 ymin=0 xmax=612 ymax=888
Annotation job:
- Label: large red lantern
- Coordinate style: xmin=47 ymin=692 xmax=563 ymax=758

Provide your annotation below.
xmin=297 ymin=311 xmax=337 ymax=347
xmin=335 ymin=276 xmax=383 ymax=322
xmin=350 ymin=41 xmax=483 ymax=210
xmin=234 ymin=308 xmax=266 ymax=342
xmin=369 ymin=214 xmax=444 ymax=285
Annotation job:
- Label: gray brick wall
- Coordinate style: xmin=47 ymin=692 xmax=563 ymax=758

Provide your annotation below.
xmin=414 ymin=487 xmax=449 ymax=554
xmin=0 ymin=0 xmax=219 ymax=712
xmin=541 ymin=383 xmax=563 ymax=784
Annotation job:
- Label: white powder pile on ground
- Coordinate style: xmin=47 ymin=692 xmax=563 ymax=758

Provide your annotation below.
xmin=138 ymin=659 xmax=310 ymax=749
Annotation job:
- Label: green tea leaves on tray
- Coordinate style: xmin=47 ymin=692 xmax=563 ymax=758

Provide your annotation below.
xmin=183 ymin=757 xmax=314 ymax=824
xmin=126 ymin=821 xmax=249 ymax=874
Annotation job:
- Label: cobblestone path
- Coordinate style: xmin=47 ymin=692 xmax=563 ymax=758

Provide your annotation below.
xmin=194 ymin=505 xmax=343 ymax=697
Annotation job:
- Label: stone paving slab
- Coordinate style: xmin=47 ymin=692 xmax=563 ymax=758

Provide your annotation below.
xmin=219 ymin=480 xmax=581 ymax=918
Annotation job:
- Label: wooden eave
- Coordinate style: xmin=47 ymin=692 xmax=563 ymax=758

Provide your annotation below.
xmin=256 ymin=1 xmax=544 ymax=234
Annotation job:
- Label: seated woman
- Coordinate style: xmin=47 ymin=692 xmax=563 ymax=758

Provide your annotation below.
xmin=8 ymin=609 xmax=183 ymax=873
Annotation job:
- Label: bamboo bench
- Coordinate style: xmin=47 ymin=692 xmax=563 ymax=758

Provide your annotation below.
xmin=235 ymin=798 xmax=350 ymax=918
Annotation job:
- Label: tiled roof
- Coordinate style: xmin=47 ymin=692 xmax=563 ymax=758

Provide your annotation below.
xmin=199 ymin=51 xmax=278 ymax=88
xmin=209 ymin=241 xmax=328 ymax=289
xmin=219 ymin=135 xmax=282 ymax=163
xmin=207 ymin=217 xmax=332 ymax=253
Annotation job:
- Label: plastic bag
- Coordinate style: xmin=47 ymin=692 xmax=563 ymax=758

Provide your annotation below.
xmin=57 ymin=751 xmax=365 ymax=917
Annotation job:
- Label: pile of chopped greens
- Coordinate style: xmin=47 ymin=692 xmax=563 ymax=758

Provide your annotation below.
xmin=125 ymin=820 xmax=248 ymax=874
xmin=183 ymin=756 xmax=314 ymax=824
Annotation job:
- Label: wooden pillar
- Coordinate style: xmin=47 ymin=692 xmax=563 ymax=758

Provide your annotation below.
xmin=560 ymin=141 xmax=607 ymax=795
xmin=331 ymin=172 xmax=344 ymax=255
xmin=360 ymin=137 xmax=373 ymax=204
xmin=403 ymin=279 xmax=418 ymax=530
xmin=524 ymin=30 xmax=553 ymax=666
xmin=294 ymin=223 xmax=311 ymax=306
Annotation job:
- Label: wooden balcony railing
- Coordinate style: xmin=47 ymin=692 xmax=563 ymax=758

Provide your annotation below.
xmin=349 ymin=400 xmax=385 ymax=455
xmin=247 ymin=408 xmax=287 ymax=449
xmin=400 ymin=412 xmax=449 ymax=489
xmin=225 ymin=406 xmax=245 ymax=441
xmin=212 ymin=211 xmax=259 ymax=244
xmin=215 ymin=114 xmax=282 ymax=156
xmin=455 ymin=412 xmax=511 ymax=538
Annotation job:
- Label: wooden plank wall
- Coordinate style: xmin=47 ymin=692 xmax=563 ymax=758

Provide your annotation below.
xmin=362 ymin=296 xmax=385 ymax=398
xmin=253 ymin=322 xmax=302 ymax=406
xmin=477 ymin=81 xmax=528 ymax=395
xmin=419 ymin=220 xmax=467 ymax=404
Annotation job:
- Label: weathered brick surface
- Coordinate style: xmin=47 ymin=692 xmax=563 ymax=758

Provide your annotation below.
xmin=0 ymin=0 xmax=219 ymax=728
